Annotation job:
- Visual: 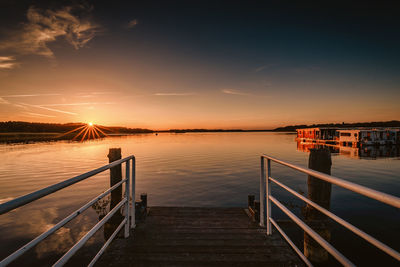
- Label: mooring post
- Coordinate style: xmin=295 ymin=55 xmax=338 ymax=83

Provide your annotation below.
xmin=108 ymin=148 xmax=122 ymax=209
xmin=105 ymin=148 xmax=123 ymax=239
xmin=304 ymin=148 xmax=332 ymax=264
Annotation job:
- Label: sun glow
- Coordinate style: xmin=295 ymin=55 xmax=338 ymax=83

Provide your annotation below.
xmin=57 ymin=122 xmax=111 ymax=142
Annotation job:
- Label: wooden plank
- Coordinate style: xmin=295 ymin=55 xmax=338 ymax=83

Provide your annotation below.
xmin=96 ymin=207 xmax=304 ymax=266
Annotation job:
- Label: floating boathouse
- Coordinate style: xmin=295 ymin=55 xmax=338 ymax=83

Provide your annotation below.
xmin=296 ymin=128 xmax=400 ymax=146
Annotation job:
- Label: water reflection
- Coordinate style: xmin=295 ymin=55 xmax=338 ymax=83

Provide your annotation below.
xmin=0 ymin=133 xmax=399 ymax=266
xmin=296 ymin=141 xmax=400 ymax=159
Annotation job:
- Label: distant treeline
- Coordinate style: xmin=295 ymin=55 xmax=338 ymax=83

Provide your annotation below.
xmin=272 ymin=120 xmax=400 ymax=132
xmin=0 ymin=121 xmax=153 ymax=134
xmin=1 ymin=120 xmax=399 ymax=135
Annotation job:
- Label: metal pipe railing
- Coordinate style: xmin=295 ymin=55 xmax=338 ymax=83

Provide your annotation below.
xmin=269 ymin=176 xmax=400 ymax=261
xmin=270 ymin=196 xmax=355 ymax=267
xmin=88 ymin=218 xmax=126 ymax=267
xmin=262 ymin=154 xmax=400 ymax=209
xmin=53 ymin=198 xmax=127 ymax=266
xmin=0 ymin=178 xmax=127 ymax=266
xmin=0 ymin=155 xmax=136 ymax=267
xmin=260 ymin=154 xmax=400 ymax=266
xmin=0 ymin=155 xmax=135 ymax=215
xmin=269 ymin=217 xmax=313 ymax=267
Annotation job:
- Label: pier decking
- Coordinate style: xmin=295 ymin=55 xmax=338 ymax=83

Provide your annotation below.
xmin=96 ymin=207 xmax=302 ymax=266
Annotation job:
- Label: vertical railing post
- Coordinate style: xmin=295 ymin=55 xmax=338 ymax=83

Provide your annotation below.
xmin=260 ymin=156 xmax=266 ymax=227
xmin=130 ymin=157 xmax=136 ymax=229
xmin=266 ymin=159 xmax=272 ymax=235
xmin=124 ymin=160 xmax=130 ymax=238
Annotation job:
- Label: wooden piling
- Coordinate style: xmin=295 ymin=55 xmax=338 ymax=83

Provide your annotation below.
xmin=105 ymin=148 xmax=123 ymax=239
xmin=108 ymin=148 xmax=122 ymax=210
xmin=304 ymin=148 xmax=332 ymax=264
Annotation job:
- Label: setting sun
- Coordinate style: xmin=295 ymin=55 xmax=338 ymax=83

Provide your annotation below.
xmin=88 ymin=122 xmax=93 ymax=126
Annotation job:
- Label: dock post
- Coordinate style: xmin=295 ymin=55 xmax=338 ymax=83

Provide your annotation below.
xmin=105 ymin=148 xmax=123 ymax=239
xmin=304 ymin=148 xmax=332 ymax=264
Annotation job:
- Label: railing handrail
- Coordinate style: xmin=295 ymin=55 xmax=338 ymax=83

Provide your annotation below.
xmin=0 ymin=155 xmax=136 ymax=267
xmin=0 ymin=155 xmax=135 ymax=215
xmin=260 ymin=154 xmax=400 ymax=266
xmin=262 ymin=154 xmax=400 ymax=209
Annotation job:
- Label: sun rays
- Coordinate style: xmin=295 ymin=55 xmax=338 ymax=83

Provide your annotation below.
xmin=57 ymin=123 xmax=111 ymax=141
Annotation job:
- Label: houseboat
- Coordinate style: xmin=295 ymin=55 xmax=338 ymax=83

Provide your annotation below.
xmin=337 ymin=129 xmax=399 ymax=146
xmin=296 ymin=127 xmax=399 ymax=146
xmin=296 ymin=127 xmax=338 ymax=144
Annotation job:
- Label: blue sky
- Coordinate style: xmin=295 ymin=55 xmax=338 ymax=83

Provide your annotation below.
xmin=0 ymin=1 xmax=399 ymax=129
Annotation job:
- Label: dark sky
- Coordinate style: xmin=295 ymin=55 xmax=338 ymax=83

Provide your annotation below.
xmin=0 ymin=1 xmax=399 ymax=128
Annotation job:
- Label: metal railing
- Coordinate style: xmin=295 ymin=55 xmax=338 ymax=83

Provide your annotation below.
xmin=260 ymin=154 xmax=400 ymax=267
xmin=0 ymin=155 xmax=136 ymax=267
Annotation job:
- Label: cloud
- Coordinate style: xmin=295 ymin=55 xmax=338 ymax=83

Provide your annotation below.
xmin=40 ymin=102 xmax=116 ymax=106
xmin=21 ymin=112 xmax=56 ymax=118
xmin=0 ymin=56 xmax=19 ymax=69
xmin=254 ymin=63 xmax=278 ymax=73
xmin=221 ymin=89 xmax=251 ymax=96
xmin=255 ymin=65 xmax=267 ymax=72
xmin=0 ymin=97 xmax=10 ymax=104
xmin=127 ymin=19 xmax=138 ymax=29
xmin=154 ymin=93 xmax=195 ymax=96
xmin=75 ymin=91 xmax=114 ymax=98
xmin=0 ymin=93 xmax=61 ymax=98
xmin=0 ymin=5 xmax=100 ymax=58
xmin=18 ymin=102 xmax=77 ymax=115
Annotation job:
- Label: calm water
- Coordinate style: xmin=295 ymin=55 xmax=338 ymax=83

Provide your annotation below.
xmin=0 ymin=132 xmax=399 ymax=266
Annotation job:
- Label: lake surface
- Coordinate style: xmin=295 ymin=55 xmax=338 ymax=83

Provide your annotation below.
xmin=0 ymin=132 xmax=399 ymax=266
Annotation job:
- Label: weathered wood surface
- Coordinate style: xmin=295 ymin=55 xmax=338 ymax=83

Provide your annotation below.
xmin=97 ymin=207 xmax=303 ymax=266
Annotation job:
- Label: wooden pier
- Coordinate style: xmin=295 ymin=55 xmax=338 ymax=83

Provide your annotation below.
xmin=97 ymin=206 xmax=303 ymax=266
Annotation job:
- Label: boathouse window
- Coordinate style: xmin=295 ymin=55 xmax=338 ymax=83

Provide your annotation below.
xmin=354 ymin=133 xmax=357 ymax=137
xmin=340 ymin=133 xmax=351 ymax=137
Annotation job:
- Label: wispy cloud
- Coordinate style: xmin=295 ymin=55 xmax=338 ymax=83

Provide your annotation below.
xmin=255 ymin=65 xmax=267 ymax=72
xmin=154 ymin=93 xmax=195 ymax=96
xmin=0 ymin=94 xmax=61 ymax=98
xmin=127 ymin=19 xmax=138 ymax=29
xmin=75 ymin=91 xmax=114 ymax=98
xmin=0 ymin=97 xmax=10 ymax=104
xmin=254 ymin=63 xmax=277 ymax=73
xmin=18 ymin=103 xmax=77 ymax=115
xmin=0 ymin=5 xmax=100 ymax=58
xmin=0 ymin=56 xmax=19 ymax=69
xmin=21 ymin=112 xmax=56 ymax=118
xmin=221 ymin=89 xmax=252 ymax=96
xmin=40 ymin=102 xmax=115 ymax=107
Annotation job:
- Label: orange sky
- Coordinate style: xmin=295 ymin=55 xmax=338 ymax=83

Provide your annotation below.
xmin=0 ymin=2 xmax=399 ymax=130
